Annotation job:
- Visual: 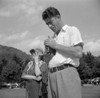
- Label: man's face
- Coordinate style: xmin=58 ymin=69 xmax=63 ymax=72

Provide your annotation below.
xmin=45 ymin=16 xmax=61 ymax=34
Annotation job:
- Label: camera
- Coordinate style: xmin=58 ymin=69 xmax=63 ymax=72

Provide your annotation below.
xmin=45 ymin=45 xmax=56 ymax=55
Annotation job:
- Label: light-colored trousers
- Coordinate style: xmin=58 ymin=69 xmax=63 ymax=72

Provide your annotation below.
xmin=48 ymin=67 xmax=82 ymax=98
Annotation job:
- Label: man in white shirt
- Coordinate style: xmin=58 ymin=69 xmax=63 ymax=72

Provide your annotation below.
xmin=42 ymin=7 xmax=83 ymax=98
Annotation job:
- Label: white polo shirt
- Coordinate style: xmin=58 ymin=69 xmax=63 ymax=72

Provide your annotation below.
xmin=49 ymin=25 xmax=83 ymax=68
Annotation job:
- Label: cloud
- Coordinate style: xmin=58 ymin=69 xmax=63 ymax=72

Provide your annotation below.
xmin=0 ymin=0 xmax=43 ymax=29
xmin=84 ymin=39 xmax=100 ymax=55
xmin=0 ymin=34 xmax=4 ymax=38
xmin=13 ymin=0 xmax=42 ymax=16
xmin=28 ymin=35 xmax=47 ymax=52
xmin=0 ymin=30 xmax=32 ymax=53
xmin=8 ymin=31 xmax=29 ymax=41
xmin=29 ymin=35 xmax=47 ymax=47
xmin=11 ymin=39 xmax=32 ymax=53
xmin=0 ymin=0 xmax=43 ymax=17
xmin=39 ymin=0 xmax=88 ymax=2
xmin=20 ymin=31 xmax=29 ymax=38
xmin=7 ymin=35 xmax=48 ymax=54
xmin=0 ymin=30 xmax=30 ymax=44
xmin=0 ymin=10 xmax=11 ymax=17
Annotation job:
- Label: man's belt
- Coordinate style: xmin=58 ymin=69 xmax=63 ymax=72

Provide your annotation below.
xmin=49 ymin=64 xmax=75 ymax=73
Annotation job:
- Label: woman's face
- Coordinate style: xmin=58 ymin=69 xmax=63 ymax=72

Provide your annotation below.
xmin=35 ymin=49 xmax=43 ymax=56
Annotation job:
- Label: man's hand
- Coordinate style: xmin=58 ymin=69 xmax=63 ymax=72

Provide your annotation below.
xmin=44 ymin=38 xmax=57 ymax=49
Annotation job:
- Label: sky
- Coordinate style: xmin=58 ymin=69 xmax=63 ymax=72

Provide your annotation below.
xmin=0 ymin=0 xmax=100 ymax=56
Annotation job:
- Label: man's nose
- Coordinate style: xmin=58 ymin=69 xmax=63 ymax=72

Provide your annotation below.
xmin=48 ymin=24 xmax=53 ymax=28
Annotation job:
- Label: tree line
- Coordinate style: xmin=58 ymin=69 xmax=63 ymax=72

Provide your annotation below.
xmin=0 ymin=45 xmax=100 ymax=83
xmin=78 ymin=52 xmax=100 ymax=80
xmin=0 ymin=45 xmax=30 ymax=83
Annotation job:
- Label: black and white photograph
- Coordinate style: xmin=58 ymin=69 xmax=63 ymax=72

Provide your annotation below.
xmin=0 ymin=0 xmax=100 ymax=98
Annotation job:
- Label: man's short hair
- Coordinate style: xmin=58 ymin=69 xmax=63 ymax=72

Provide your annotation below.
xmin=29 ymin=49 xmax=35 ymax=54
xmin=42 ymin=7 xmax=60 ymax=20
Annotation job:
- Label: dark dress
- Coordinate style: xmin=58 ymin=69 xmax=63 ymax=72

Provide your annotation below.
xmin=40 ymin=62 xmax=48 ymax=98
xmin=22 ymin=61 xmax=40 ymax=98
xmin=40 ymin=51 xmax=55 ymax=98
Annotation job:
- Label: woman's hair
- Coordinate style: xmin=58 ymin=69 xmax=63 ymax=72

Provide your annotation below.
xmin=29 ymin=49 xmax=35 ymax=54
xmin=42 ymin=6 xmax=60 ymax=20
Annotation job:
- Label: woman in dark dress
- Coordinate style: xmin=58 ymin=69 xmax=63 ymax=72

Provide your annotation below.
xmin=22 ymin=39 xmax=55 ymax=98
xmin=22 ymin=49 xmax=42 ymax=98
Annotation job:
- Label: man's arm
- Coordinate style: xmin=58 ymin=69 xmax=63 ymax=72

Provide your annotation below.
xmin=55 ymin=43 xmax=83 ymax=58
xmin=44 ymin=27 xmax=83 ymax=58
xmin=44 ymin=38 xmax=83 ymax=58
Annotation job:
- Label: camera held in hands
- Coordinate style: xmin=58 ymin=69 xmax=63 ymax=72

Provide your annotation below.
xmin=45 ymin=45 xmax=56 ymax=55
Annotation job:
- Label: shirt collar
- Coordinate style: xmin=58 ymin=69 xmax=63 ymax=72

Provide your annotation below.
xmin=61 ymin=25 xmax=68 ymax=32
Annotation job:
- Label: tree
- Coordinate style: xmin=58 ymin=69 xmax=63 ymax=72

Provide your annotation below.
xmin=84 ymin=52 xmax=95 ymax=69
xmin=78 ymin=52 xmax=94 ymax=79
xmin=0 ymin=58 xmax=8 ymax=74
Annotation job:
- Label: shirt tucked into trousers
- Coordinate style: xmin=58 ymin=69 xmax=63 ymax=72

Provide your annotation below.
xmin=48 ymin=25 xmax=83 ymax=98
xmin=48 ymin=67 xmax=82 ymax=98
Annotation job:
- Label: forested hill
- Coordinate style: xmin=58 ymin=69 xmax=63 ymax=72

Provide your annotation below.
xmin=0 ymin=45 xmax=31 ymax=82
xmin=0 ymin=45 xmax=30 ymax=61
xmin=0 ymin=44 xmax=100 ymax=83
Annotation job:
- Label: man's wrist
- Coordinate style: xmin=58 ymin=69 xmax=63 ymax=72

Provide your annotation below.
xmin=54 ymin=43 xmax=59 ymax=50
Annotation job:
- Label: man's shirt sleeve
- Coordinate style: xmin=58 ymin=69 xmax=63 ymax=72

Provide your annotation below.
xmin=70 ymin=27 xmax=83 ymax=47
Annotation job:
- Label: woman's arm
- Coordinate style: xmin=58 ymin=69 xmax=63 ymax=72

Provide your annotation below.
xmin=21 ymin=73 xmax=42 ymax=81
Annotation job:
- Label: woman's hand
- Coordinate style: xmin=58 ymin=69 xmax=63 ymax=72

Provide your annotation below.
xmin=35 ymin=76 xmax=42 ymax=81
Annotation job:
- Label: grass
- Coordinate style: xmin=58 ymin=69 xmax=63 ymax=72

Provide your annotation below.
xmin=0 ymin=88 xmax=26 ymax=98
xmin=82 ymin=85 xmax=100 ymax=98
xmin=0 ymin=85 xmax=100 ymax=98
